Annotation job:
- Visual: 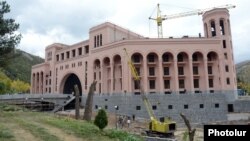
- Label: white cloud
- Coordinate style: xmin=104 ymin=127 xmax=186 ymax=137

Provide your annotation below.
xmin=18 ymin=27 xmax=82 ymax=58
xmin=7 ymin=0 xmax=250 ymax=63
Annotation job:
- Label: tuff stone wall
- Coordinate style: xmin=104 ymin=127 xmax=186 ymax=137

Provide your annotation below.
xmin=233 ymin=99 xmax=250 ymax=113
xmin=82 ymin=93 xmax=238 ymax=124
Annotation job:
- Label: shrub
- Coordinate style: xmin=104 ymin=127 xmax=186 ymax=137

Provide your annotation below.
xmin=94 ymin=109 xmax=108 ymax=130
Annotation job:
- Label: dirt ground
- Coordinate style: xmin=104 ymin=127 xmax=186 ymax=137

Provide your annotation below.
xmin=57 ymin=109 xmax=250 ymax=141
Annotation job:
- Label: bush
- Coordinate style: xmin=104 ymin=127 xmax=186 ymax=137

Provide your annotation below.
xmin=94 ymin=109 xmax=108 ymax=130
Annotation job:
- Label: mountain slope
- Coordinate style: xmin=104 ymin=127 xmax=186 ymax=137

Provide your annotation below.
xmin=2 ymin=49 xmax=44 ymax=83
xmin=236 ymin=60 xmax=250 ymax=83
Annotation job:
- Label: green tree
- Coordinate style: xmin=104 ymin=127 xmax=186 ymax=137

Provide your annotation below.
xmin=94 ymin=109 xmax=108 ymax=130
xmin=0 ymin=1 xmax=21 ymax=67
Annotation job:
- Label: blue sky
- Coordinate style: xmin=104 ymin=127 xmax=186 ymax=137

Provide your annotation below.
xmin=6 ymin=0 xmax=250 ymax=63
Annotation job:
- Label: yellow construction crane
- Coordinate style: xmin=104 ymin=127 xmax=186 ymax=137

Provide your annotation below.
xmin=149 ymin=4 xmax=236 ymax=38
xmin=123 ymin=48 xmax=176 ymax=138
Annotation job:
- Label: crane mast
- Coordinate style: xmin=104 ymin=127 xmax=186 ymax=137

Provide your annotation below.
xmin=149 ymin=4 xmax=236 ymax=38
xmin=123 ymin=48 xmax=156 ymax=120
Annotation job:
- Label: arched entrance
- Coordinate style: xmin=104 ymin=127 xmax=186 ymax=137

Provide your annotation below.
xmin=63 ymin=73 xmax=82 ymax=95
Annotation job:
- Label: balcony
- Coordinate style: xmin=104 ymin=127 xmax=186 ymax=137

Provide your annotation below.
xmin=192 ymin=61 xmax=201 ymax=65
xmin=147 ymin=61 xmax=157 ymax=65
xmin=162 ymin=61 xmax=173 ymax=66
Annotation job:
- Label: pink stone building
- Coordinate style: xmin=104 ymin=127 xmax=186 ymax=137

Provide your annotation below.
xmin=31 ymin=8 xmax=237 ymax=95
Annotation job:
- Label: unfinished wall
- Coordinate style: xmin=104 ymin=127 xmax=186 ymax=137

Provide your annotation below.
xmin=82 ymin=93 xmax=239 ymax=124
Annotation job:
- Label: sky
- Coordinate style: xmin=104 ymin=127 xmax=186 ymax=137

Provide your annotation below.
xmin=5 ymin=0 xmax=250 ymax=63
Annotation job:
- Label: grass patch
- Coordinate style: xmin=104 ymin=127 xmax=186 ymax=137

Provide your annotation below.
xmin=43 ymin=116 xmax=102 ymax=139
xmin=105 ymin=129 xmax=143 ymax=141
xmin=0 ymin=125 xmax=14 ymax=141
xmin=17 ymin=119 xmax=61 ymax=141
xmin=0 ymin=103 xmax=23 ymax=112
xmin=43 ymin=116 xmax=143 ymax=141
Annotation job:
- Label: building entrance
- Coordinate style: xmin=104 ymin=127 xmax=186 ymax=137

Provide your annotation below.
xmin=63 ymin=74 xmax=82 ymax=95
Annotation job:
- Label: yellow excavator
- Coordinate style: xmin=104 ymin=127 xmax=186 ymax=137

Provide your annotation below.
xmin=124 ymin=48 xmax=176 ymax=138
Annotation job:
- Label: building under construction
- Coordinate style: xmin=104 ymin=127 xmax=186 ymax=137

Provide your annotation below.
xmin=29 ymin=7 xmax=248 ymax=123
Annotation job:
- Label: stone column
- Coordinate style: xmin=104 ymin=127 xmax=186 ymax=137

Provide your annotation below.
xmin=158 ymin=58 xmax=164 ymax=93
xmin=173 ymin=57 xmax=179 ymax=94
xmin=203 ymin=59 xmax=209 ymax=93
xmin=110 ymin=61 xmax=114 ymax=95
xmin=189 ymin=59 xmax=194 ymax=93
xmin=143 ymin=56 xmax=148 ymax=94
xmin=32 ymin=74 xmax=36 ymax=93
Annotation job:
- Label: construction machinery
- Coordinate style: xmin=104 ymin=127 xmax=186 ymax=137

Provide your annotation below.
xmin=149 ymin=3 xmax=236 ymax=38
xmin=123 ymin=48 xmax=176 ymax=138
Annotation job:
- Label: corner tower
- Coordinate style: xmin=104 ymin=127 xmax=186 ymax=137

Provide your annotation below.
xmin=203 ymin=8 xmax=237 ymax=91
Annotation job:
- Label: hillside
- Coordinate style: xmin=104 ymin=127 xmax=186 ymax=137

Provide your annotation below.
xmin=2 ymin=49 xmax=44 ymax=84
xmin=236 ymin=60 xmax=250 ymax=83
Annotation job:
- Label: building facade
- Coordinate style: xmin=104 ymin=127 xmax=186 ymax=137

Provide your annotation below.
xmin=31 ymin=8 xmax=237 ymax=95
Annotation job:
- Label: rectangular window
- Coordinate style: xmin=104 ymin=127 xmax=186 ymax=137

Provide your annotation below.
xmin=179 ymin=79 xmax=185 ymax=88
xmin=215 ymin=103 xmax=219 ymax=108
xmin=152 ymin=105 xmax=157 ymax=110
xmin=66 ymin=51 xmax=70 ymax=59
xmin=208 ymin=66 xmax=213 ymax=74
xmin=200 ymin=104 xmax=204 ymax=108
xmin=135 ymin=67 xmax=140 ymax=76
xmin=209 ymin=78 xmax=214 ymax=88
xmin=133 ymin=55 xmax=140 ymax=63
xmin=97 ymin=35 xmax=99 ymax=47
xmin=168 ymin=105 xmax=173 ymax=109
xmin=227 ymin=78 xmax=230 ymax=85
xmin=194 ymin=79 xmax=199 ymax=88
xmin=94 ymin=36 xmax=96 ymax=47
xmin=149 ymin=67 xmax=155 ymax=76
xmin=193 ymin=54 xmax=198 ymax=61
xmin=134 ymin=80 xmax=140 ymax=90
xmin=184 ymin=105 xmax=188 ymax=109
xmin=72 ymin=49 xmax=76 ymax=57
xmin=223 ymin=40 xmax=226 ymax=48
xmin=193 ymin=66 xmax=199 ymax=75
xmin=178 ymin=55 xmax=183 ymax=62
xmin=178 ymin=66 xmax=184 ymax=75
xmin=148 ymin=55 xmax=155 ymax=62
xmin=149 ymin=80 xmax=155 ymax=89
xmin=78 ymin=48 xmax=82 ymax=56
xmin=94 ymin=72 xmax=96 ymax=80
xmin=85 ymin=45 xmax=89 ymax=54
xmin=56 ymin=55 xmax=59 ymax=61
xmin=163 ymin=67 xmax=169 ymax=75
xmin=164 ymin=80 xmax=170 ymax=89
xmin=136 ymin=106 xmax=141 ymax=110
xmin=99 ymin=83 xmax=101 ymax=93
xmin=61 ymin=53 xmax=64 ymax=60
xmin=224 ymin=53 xmax=228 ymax=60
xmin=225 ymin=65 xmax=229 ymax=72
xmin=163 ymin=55 xmax=169 ymax=62
xmin=100 ymin=34 xmax=102 ymax=46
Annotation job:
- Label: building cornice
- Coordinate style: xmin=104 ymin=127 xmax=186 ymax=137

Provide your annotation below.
xmin=91 ymin=37 xmax=221 ymax=54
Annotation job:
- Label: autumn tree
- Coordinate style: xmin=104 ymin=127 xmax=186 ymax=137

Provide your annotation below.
xmin=11 ymin=79 xmax=30 ymax=93
xmin=0 ymin=70 xmax=11 ymax=94
xmin=0 ymin=1 xmax=21 ymax=68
